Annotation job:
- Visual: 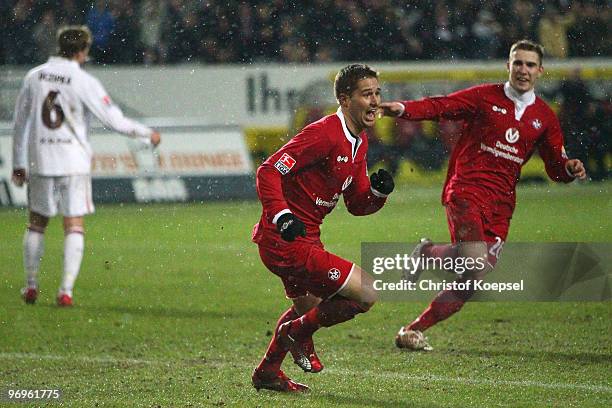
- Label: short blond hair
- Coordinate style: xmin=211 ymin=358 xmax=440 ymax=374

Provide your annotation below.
xmin=57 ymin=25 xmax=92 ymax=58
xmin=509 ymin=40 xmax=544 ymax=65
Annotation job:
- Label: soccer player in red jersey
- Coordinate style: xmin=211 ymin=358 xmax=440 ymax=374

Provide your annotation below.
xmin=381 ymin=40 xmax=586 ymax=351
xmin=251 ymin=64 xmax=395 ymax=392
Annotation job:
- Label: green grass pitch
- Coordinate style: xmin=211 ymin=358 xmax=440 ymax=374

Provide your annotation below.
xmin=0 ymin=182 xmax=610 ymax=407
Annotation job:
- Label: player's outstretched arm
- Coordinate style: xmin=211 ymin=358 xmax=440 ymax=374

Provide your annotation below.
xmin=381 ymin=86 xmax=481 ymax=122
xmin=379 ymin=102 xmax=405 ymax=117
xmin=78 ymin=74 xmax=155 ymax=144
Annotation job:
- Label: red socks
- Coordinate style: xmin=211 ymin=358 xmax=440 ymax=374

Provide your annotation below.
xmin=257 ymin=298 xmax=366 ymax=373
xmin=408 ymin=277 xmax=475 ymax=332
xmin=256 ymin=306 xmax=298 ymax=374
xmin=290 ymin=297 xmax=366 ymax=339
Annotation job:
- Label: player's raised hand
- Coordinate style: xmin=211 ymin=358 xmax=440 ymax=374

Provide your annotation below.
xmin=370 ymin=168 xmax=394 ymax=196
xmin=11 ymin=168 xmax=27 ymax=187
xmin=150 ymin=131 xmax=161 ymax=147
xmin=566 ymin=159 xmax=586 ymax=180
xmin=379 ymin=102 xmax=405 ymax=117
xmin=276 ymin=213 xmax=306 ymax=242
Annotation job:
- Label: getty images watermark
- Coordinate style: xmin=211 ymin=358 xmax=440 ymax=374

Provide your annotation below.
xmin=371 ymin=250 xmax=522 ymax=293
xmin=362 ymin=242 xmax=611 ymax=302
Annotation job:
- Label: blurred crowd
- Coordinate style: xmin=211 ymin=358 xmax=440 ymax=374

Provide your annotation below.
xmin=0 ymin=0 xmax=610 ymax=65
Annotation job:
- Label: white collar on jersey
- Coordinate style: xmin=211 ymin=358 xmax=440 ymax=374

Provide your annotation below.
xmin=336 ymin=107 xmax=362 ymax=161
xmin=504 ymin=81 xmax=536 ymax=121
xmin=48 ymin=56 xmax=80 ymax=68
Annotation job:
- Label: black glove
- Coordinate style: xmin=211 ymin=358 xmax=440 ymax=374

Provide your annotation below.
xmin=276 ymin=213 xmax=306 ymax=242
xmin=370 ymin=168 xmax=394 ymax=196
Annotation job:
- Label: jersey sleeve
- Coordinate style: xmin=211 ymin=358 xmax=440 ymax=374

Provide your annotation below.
xmin=400 ymin=86 xmax=480 ymax=121
xmin=256 ymin=123 xmax=332 ymax=224
xmin=12 ymin=77 xmax=32 ymax=170
xmin=78 ymin=74 xmax=153 ymax=143
xmin=342 ymin=156 xmax=386 ymax=216
xmin=537 ymin=112 xmax=574 ymax=183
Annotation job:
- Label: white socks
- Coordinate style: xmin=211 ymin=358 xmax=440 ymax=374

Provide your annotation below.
xmin=60 ymin=231 xmax=84 ymax=297
xmin=23 ymin=228 xmax=45 ymax=288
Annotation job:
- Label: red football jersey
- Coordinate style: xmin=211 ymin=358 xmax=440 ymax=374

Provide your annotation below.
xmin=400 ymin=83 xmax=573 ymax=212
xmin=253 ymin=108 xmax=387 ymax=244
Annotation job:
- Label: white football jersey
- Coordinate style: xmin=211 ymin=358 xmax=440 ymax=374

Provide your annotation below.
xmin=12 ymin=56 xmax=153 ymax=176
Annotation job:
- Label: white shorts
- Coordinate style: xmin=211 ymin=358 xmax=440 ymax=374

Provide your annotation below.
xmin=28 ymin=175 xmax=95 ymax=218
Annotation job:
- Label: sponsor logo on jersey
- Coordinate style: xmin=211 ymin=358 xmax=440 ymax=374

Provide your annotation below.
xmin=274 ymin=153 xmax=296 ymax=175
xmin=341 ymin=175 xmax=353 ymax=191
xmin=504 ymin=127 xmax=520 ymax=143
xmin=337 ymin=155 xmax=349 ymax=163
xmin=102 ymin=95 xmax=112 ymax=106
xmin=328 ymin=268 xmax=341 ymax=281
xmin=480 ymin=143 xmax=524 ymax=164
xmin=532 ymin=119 xmax=542 ymax=129
xmin=316 ymin=193 xmax=340 ymax=208
xmin=492 ymin=105 xmax=507 ymax=114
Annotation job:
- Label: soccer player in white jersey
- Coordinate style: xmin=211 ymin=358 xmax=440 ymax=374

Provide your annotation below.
xmin=12 ymin=26 xmax=161 ymax=306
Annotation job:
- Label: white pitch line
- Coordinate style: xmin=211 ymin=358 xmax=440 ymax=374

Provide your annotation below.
xmin=2 ymin=352 xmax=611 ymax=394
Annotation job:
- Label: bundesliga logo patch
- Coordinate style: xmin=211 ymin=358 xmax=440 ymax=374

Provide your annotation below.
xmin=274 ymin=153 xmax=296 ymax=175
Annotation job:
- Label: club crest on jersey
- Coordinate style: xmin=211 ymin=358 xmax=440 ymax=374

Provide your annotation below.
xmin=342 ymin=176 xmax=353 ymax=191
xmin=492 ymin=105 xmax=507 ymax=114
xmin=274 ymin=153 xmax=296 ymax=175
xmin=532 ymin=119 xmax=542 ymax=129
xmin=505 ymin=127 xmax=520 ymax=144
xmin=328 ymin=268 xmax=341 ymax=281
xmin=337 ymin=155 xmax=349 ymax=163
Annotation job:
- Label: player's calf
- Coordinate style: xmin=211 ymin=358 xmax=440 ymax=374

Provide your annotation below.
xmin=456 ymin=241 xmax=490 ymax=278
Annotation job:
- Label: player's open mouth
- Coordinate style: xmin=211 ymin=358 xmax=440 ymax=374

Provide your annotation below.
xmin=365 ymin=109 xmax=377 ymax=121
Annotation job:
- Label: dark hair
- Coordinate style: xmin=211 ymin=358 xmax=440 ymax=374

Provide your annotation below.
xmin=334 ymin=64 xmax=378 ymax=100
xmin=509 ymin=40 xmax=544 ymax=65
xmin=57 ymin=26 xmax=92 ymax=58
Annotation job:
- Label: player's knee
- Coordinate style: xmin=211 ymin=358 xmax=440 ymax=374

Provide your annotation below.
xmin=64 ymin=225 xmax=85 ymax=235
xmin=27 ymin=223 xmax=47 ymax=233
xmin=457 ymin=241 xmax=489 ymax=278
xmin=359 ymin=288 xmax=377 ymax=311
xmin=63 ymin=216 xmax=85 ymax=235
xmin=28 ymin=211 xmax=49 ymax=230
xmin=293 ymin=294 xmax=321 ymax=315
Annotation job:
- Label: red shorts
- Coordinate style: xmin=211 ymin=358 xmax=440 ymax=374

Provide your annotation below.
xmin=258 ymin=239 xmax=354 ymax=299
xmin=445 ymin=194 xmax=512 ymax=266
